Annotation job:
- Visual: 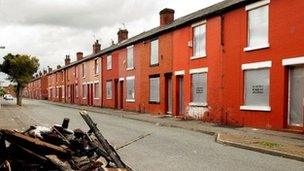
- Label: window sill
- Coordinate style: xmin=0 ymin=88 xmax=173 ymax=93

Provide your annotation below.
xmin=244 ymin=44 xmax=270 ymax=52
xmin=150 ymin=63 xmax=159 ymax=67
xmin=126 ymin=67 xmax=135 ymax=71
xmin=94 ymin=74 xmax=99 ymax=77
xmin=240 ymin=105 xmax=271 ymax=112
xmin=190 ymin=54 xmax=206 ymax=60
xmin=94 ymin=98 xmax=99 ymax=100
xmin=106 ymin=98 xmax=112 ymax=100
xmin=189 ymin=102 xmax=208 ymax=107
xmin=82 ymin=98 xmax=87 ymax=99
xmin=126 ymin=99 xmax=135 ymax=102
xmin=149 ymin=101 xmax=160 ymax=104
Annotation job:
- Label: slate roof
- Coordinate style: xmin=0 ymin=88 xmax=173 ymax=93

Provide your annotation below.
xmin=44 ymin=0 xmax=258 ymax=76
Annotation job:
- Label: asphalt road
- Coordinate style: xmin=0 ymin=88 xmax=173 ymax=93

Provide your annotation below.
xmin=0 ymin=99 xmax=303 ymax=171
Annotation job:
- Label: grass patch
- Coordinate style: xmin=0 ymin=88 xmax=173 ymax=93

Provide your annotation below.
xmin=258 ymin=141 xmax=281 ymax=148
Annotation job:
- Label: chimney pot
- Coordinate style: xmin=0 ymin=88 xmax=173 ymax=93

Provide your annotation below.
xmin=93 ymin=40 xmax=101 ymax=54
xmin=76 ymin=52 xmax=83 ymax=61
xmin=57 ymin=65 xmax=61 ymax=69
xmin=43 ymin=70 xmax=47 ymax=75
xmin=65 ymin=55 xmax=71 ymax=65
xmin=117 ymin=29 xmax=128 ymax=43
xmin=47 ymin=66 xmax=53 ymax=73
xmin=159 ymin=8 xmax=175 ymax=26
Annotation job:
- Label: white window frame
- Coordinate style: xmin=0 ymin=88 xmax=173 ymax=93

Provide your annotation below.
xmin=94 ymin=58 xmax=99 ymax=74
xmin=240 ymin=61 xmax=272 ymax=111
xmin=126 ymin=46 xmax=134 ymax=70
xmin=75 ymin=84 xmax=78 ymax=98
xmin=126 ymin=76 xmax=135 ymax=102
xmin=107 ymin=55 xmax=112 ymax=70
xmin=191 ymin=20 xmax=207 ymax=59
xmin=244 ymin=0 xmax=270 ymax=52
xmin=189 ymin=67 xmax=208 ymax=107
xmin=106 ymin=81 xmax=112 ymax=99
xmin=149 ymin=76 xmax=160 ymax=103
xmin=94 ymin=81 xmax=100 ymax=99
xmin=82 ymin=83 xmax=87 ymax=99
xmin=150 ymin=39 xmax=159 ymax=66
xmin=82 ymin=63 xmax=86 ymax=78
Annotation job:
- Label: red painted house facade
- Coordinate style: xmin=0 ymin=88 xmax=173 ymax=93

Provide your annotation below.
xmin=25 ymin=0 xmax=304 ymax=132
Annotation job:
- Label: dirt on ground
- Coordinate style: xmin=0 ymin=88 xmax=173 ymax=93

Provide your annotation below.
xmin=219 ymin=133 xmax=304 ymax=157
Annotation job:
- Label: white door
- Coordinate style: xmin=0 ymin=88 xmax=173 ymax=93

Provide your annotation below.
xmin=288 ymin=65 xmax=304 ymax=126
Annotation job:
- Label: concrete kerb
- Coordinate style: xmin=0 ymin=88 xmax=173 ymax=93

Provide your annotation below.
xmin=39 ymin=100 xmax=217 ymax=136
xmin=215 ymin=133 xmax=304 ymax=162
xmin=39 ymin=100 xmax=304 ymax=162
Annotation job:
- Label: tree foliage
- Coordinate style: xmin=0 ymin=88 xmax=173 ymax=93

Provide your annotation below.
xmin=0 ymin=53 xmax=39 ymax=105
xmin=0 ymin=87 xmax=6 ymax=96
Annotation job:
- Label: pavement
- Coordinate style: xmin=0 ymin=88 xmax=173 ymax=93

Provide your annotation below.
xmin=0 ymin=99 xmax=304 ymax=171
xmin=40 ymin=99 xmax=304 ymax=162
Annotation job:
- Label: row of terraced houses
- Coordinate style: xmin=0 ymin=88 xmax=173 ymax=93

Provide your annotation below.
xmin=24 ymin=0 xmax=304 ymax=132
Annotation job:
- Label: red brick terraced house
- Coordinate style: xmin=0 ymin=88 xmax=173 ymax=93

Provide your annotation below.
xmin=25 ymin=0 xmax=304 ymax=133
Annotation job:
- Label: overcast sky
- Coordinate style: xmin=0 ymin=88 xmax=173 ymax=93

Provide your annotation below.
xmin=0 ymin=0 xmax=223 ymax=86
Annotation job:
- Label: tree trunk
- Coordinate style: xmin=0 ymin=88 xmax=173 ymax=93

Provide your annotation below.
xmin=16 ymin=84 xmax=23 ymax=106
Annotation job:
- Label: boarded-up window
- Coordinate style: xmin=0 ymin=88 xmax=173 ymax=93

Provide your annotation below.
xmin=75 ymin=84 xmax=78 ymax=98
xmin=191 ymin=73 xmax=207 ymax=103
xmin=94 ymin=59 xmax=99 ymax=74
xmin=82 ymin=63 xmax=86 ymax=77
xmin=244 ymin=69 xmax=269 ymax=106
xmin=106 ymin=81 xmax=112 ymax=99
xmin=193 ymin=24 xmax=206 ymax=57
xmin=126 ymin=77 xmax=135 ymax=101
xmin=127 ymin=46 xmax=134 ymax=69
xmin=248 ymin=5 xmax=269 ymax=47
xmin=107 ymin=55 xmax=112 ymax=70
xmin=94 ymin=82 xmax=99 ymax=98
xmin=150 ymin=39 xmax=159 ymax=65
xmin=82 ymin=84 xmax=87 ymax=98
xmin=149 ymin=76 xmax=160 ymax=102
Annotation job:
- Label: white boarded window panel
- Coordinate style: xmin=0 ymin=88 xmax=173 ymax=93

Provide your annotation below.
xmin=149 ymin=77 xmax=160 ymax=102
xmin=193 ymin=24 xmax=206 ymax=57
xmin=94 ymin=83 xmax=99 ymax=98
xmin=82 ymin=84 xmax=86 ymax=98
xmin=107 ymin=55 xmax=112 ymax=70
xmin=150 ymin=40 xmax=159 ymax=65
xmin=126 ymin=78 xmax=135 ymax=100
xmin=248 ymin=5 xmax=269 ymax=47
xmin=192 ymin=73 xmax=207 ymax=103
xmin=127 ymin=46 xmax=134 ymax=69
xmin=106 ymin=81 xmax=112 ymax=99
xmin=244 ymin=69 xmax=269 ymax=106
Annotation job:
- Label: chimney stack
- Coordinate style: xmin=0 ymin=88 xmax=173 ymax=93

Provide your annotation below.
xmin=76 ymin=52 xmax=83 ymax=61
xmin=117 ymin=29 xmax=128 ymax=43
xmin=57 ymin=65 xmax=61 ymax=69
xmin=65 ymin=55 xmax=71 ymax=65
xmin=159 ymin=8 xmax=175 ymax=26
xmin=47 ymin=66 xmax=53 ymax=73
xmin=43 ymin=69 xmax=47 ymax=75
xmin=93 ymin=40 xmax=101 ymax=54
xmin=39 ymin=71 xmax=42 ymax=76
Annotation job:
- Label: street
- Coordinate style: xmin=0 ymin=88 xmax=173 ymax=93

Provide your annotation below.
xmin=0 ymin=99 xmax=303 ymax=171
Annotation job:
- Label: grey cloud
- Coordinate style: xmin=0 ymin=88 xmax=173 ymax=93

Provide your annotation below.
xmin=0 ymin=0 xmax=160 ymax=29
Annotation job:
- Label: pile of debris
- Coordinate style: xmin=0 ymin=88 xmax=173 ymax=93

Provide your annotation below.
xmin=0 ymin=111 xmax=131 ymax=171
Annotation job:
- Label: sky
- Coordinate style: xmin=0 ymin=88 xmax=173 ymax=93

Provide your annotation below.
xmin=0 ymin=0 xmax=223 ymax=86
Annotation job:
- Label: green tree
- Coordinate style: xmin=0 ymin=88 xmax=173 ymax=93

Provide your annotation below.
xmin=0 ymin=87 xmax=6 ymax=96
xmin=0 ymin=53 xmax=39 ymax=105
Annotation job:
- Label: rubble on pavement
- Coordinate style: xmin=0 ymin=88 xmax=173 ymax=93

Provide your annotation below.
xmin=0 ymin=111 xmax=131 ymax=171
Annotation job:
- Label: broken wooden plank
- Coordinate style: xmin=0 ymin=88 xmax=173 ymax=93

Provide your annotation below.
xmin=80 ymin=111 xmax=128 ymax=169
xmin=1 ymin=129 xmax=70 ymax=158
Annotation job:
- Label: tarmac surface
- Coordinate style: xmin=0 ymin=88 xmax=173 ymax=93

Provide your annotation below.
xmin=0 ymin=99 xmax=303 ymax=171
